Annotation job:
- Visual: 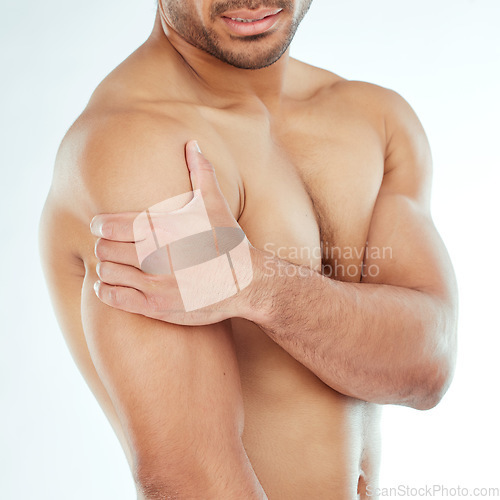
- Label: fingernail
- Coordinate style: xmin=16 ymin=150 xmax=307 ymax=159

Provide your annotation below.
xmin=96 ymin=262 xmax=101 ymax=277
xmin=94 ymin=280 xmax=100 ymax=294
xmin=90 ymin=218 xmax=104 ymax=237
xmin=193 ymin=140 xmax=202 ymax=154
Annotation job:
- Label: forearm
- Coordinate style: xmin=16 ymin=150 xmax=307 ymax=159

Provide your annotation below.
xmin=244 ymin=248 xmax=457 ymax=410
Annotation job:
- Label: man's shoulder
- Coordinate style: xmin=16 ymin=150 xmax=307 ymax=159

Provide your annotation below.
xmin=301 ymin=67 xmax=422 ymax=149
xmin=40 ymin=81 xmax=202 ymax=262
xmin=52 ymin=101 xmax=195 ymax=218
xmin=56 ymin=39 xmax=200 ymax=197
xmin=334 ymin=80 xmax=416 ymax=121
xmin=291 ymin=58 xmax=393 ymax=96
xmin=290 ymin=59 xmax=414 ymax=124
xmin=326 ymin=78 xmax=409 ymax=119
xmin=328 ymin=80 xmax=428 ymax=155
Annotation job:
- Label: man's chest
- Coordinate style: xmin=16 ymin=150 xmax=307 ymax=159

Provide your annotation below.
xmin=209 ymin=107 xmax=386 ymax=281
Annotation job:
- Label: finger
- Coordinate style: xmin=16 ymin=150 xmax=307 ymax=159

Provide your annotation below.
xmin=93 ymin=280 xmax=152 ymax=316
xmin=185 ymin=140 xmax=227 ymax=211
xmin=96 ymin=261 xmax=158 ymax=291
xmin=90 ymin=212 xmax=150 ymax=242
xmin=95 ymin=238 xmax=141 ymax=268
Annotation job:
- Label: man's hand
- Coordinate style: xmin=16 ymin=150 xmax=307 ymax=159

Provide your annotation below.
xmin=90 ymin=140 xmax=255 ymax=325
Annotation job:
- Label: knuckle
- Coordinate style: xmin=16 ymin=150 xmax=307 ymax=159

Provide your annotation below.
xmin=144 ymin=272 xmax=162 ymax=286
xmin=135 ymin=219 xmax=151 ymax=241
xmin=198 ymin=157 xmax=214 ymax=171
xmin=108 ymin=286 xmax=120 ymax=305
xmin=119 ymin=222 xmax=128 ymax=238
xmin=146 ymin=294 xmax=163 ymax=313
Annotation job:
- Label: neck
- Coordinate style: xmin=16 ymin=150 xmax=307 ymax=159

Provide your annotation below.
xmin=148 ymin=10 xmax=290 ymax=110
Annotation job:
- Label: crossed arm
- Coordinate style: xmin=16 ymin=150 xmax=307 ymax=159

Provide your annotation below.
xmin=245 ymin=91 xmax=458 ymax=410
xmin=92 ymin=90 xmax=458 ymax=412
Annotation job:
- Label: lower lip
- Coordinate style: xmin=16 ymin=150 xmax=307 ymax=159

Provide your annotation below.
xmin=221 ymin=12 xmax=281 ymax=37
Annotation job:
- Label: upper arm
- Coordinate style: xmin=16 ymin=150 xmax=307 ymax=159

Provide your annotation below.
xmin=81 ymin=265 xmax=245 ymax=484
xmin=362 ymin=88 xmax=458 ymax=308
xmin=39 ymin=196 xmax=141 ymax=466
xmin=44 ymin=112 xmax=253 ymax=491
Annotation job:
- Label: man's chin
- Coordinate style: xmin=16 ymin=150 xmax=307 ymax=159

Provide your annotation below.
xmin=223 ymin=57 xmax=283 ymax=70
xmin=208 ymin=44 xmax=289 ymax=70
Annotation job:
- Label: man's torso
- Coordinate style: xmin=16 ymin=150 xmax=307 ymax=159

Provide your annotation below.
xmin=47 ymin=39 xmax=389 ymax=498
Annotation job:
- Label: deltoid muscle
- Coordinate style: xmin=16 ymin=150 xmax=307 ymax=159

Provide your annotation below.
xmin=133 ymin=189 xmax=253 ymax=312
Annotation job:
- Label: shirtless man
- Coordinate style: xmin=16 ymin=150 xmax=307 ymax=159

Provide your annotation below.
xmin=39 ymin=1 xmax=458 ymax=498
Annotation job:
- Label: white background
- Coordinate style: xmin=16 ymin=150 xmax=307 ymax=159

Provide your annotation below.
xmin=1 ymin=0 xmax=499 ymax=498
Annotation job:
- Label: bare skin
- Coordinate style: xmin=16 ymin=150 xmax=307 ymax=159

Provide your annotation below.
xmin=39 ymin=2 xmax=458 ymax=499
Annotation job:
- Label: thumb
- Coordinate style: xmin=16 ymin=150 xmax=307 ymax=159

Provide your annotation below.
xmin=186 ymin=140 xmax=225 ymax=213
xmin=185 ymin=139 xmax=238 ymax=226
xmin=185 ymin=139 xmax=222 ymax=199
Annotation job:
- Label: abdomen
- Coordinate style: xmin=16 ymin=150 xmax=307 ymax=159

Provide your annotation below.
xmin=232 ymin=317 xmax=382 ymax=499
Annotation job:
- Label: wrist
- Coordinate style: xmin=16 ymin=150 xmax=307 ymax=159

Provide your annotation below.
xmin=237 ymin=244 xmax=276 ymax=326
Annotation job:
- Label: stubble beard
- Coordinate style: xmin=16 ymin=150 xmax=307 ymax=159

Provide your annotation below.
xmin=162 ymin=0 xmax=313 ymax=70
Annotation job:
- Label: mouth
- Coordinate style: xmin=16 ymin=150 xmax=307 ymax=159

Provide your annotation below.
xmin=221 ymin=8 xmax=283 ymax=36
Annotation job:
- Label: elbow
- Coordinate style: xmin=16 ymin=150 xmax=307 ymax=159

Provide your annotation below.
xmin=410 ymin=349 xmax=457 ymax=411
xmin=134 ymin=457 xmax=212 ymax=500
xmin=134 ymin=471 xmax=177 ymax=500
xmin=409 ymin=304 xmax=458 ymax=411
xmin=412 ymin=366 xmax=452 ymax=411
xmin=132 ymin=438 xmax=207 ymax=499
xmin=131 ymin=437 xmax=261 ymax=499
xmin=133 ymin=455 xmax=263 ymax=500
xmin=133 ymin=455 xmax=188 ymax=500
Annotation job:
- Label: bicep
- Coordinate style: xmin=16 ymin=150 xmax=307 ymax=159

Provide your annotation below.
xmin=41 ymin=196 xmax=246 ymax=473
xmin=80 ymin=267 xmax=245 ymax=469
xmin=362 ymin=190 xmax=456 ymax=303
xmin=362 ymin=90 xmax=457 ymax=305
xmin=39 ymin=198 xmax=134 ymax=463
